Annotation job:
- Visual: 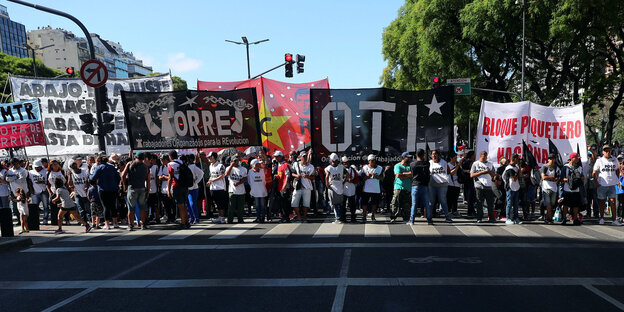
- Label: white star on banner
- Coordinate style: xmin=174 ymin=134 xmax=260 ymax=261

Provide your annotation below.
xmin=425 ymin=95 xmax=445 ymax=116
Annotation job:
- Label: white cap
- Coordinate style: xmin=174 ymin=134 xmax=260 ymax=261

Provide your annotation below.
xmin=367 ymin=154 xmax=375 ymax=161
xmin=33 ymin=159 xmax=43 ymax=168
xmin=329 ymin=153 xmax=339 ymax=161
xmin=273 ymin=151 xmax=283 ymax=157
xmin=250 ymin=159 xmax=259 ymax=166
xmin=341 ymin=156 xmax=349 ymax=163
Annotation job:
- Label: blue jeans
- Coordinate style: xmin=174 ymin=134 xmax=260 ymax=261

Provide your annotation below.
xmin=429 ymin=185 xmax=450 ymax=221
xmin=410 ymin=185 xmax=430 ymax=221
xmin=187 ymin=188 xmax=199 ymax=223
xmin=74 ymin=195 xmax=91 ymax=220
xmin=506 ymin=190 xmax=520 ymax=220
xmin=31 ymin=192 xmax=49 ymax=221
xmin=254 ymin=196 xmax=267 ymax=219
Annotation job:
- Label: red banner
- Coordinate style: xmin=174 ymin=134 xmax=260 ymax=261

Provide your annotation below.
xmin=197 ymin=77 xmax=329 ymax=153
xmin=0 ymin=121 xmax=45 ymax=149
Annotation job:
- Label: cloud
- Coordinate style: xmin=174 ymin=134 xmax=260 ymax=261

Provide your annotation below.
xmin=134 ymin=52 xmax=157 ymax=68
xmin=167 ymin=53 xmax=203 ymax=73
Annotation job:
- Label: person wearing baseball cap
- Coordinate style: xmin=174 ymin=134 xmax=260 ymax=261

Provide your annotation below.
xmin=291 ymin=150 xmax=316 ymax=222
xmin=391 ymin=152 xmax=413 ymax=222
xmin=561 ymin=152 xmax=583 ymax=225
xmin=29 ymin=159 xmax=49 ymax=226
xmin=325 ymin=153 xmax=345 ymax=223
xmin=593 ymin=144 xmax=622 ymax=226
xmin=540 ymin=153 xmax=561 ymax=224
xmin=341 ymin=156 xmax=357 ymax=223
xmin=361 ymin=154 xmax=382 ymax=222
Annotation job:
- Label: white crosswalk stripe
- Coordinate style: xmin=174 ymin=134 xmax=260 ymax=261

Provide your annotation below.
xmin=60 ymin=232 xmax=106 ymax=242
xmin=210 ymin=223 xmax=258 ymax=239
xmin=499 ymin=225 xmax=541 ymax=238
xmin=545 ymin=225 xmax=595 ymax=239
xmin=454 ymin=224 xmax=492 ymax=237
xmin=365 ymin=216 xmax=390 ymax=237
xmin=584 ymin=226 xmax=624 ymax=240
xmin=313 ymin=222 xmax=343 ymax=238
xmin=160 ymin=225 xmax=213 ymax=240
xmin=410 ymin=224 xmax=441 ymax=237
xmin=261 ymin=223 xmax=300 ymax=239
xmin=108 ymin=230 xmax=158 ymax=241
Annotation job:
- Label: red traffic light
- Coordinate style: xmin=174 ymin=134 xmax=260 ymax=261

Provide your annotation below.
xmin=433 ymin=77 xmax=439 ymax=83
xmin=66 ymin=67 xmax=74 ymax=75
xmin=285 ymin=53 xmax=293 ymax=62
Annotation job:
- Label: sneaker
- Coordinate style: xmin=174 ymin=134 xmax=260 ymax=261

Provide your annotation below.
xmin=406 ymin=221 xmax=414 ymax=225
xmin=389 ymin=218 xmax=395 ymax=223
xmin=113 ymin=224 xmax=120 ymax=229
xmin=476 ymin=219 xmax=482 ymax=223
xmin=18 ymin=230 xmax=25 ymax=234
xmin=54 ymin=229 xmax=63 ymax=234
xmin=128 ymin=225 xmax=134 ymax=231
xmin=371 ymin=215 xmax=376 ymax=221
xmin=84 ymin=225 xmax=92 ymax=233
xmin=332 ymin=220 xmax=343 ymax=224
xmin=514 ymin=219 xmax=523 ymax=225
xmin=612 ymin=220 xmax=622 ymax=226
xmin=103 ymin=225 xmax=110 ymax=230
xmin=142 ymin=224 xmax=149 ymax=230
xmin=445 ymin=218 xmax=453 ymax=223
xmin=599 ymin=218 xmax=605 ymax=225
xmin=561 ymin=219 xmax=567 ymax=225
xmin=427 ymin=220 xmax=434 ymax=225
xmin=488 ymin=218 xmax=497 ymax=223
xmin=505 ymin=219 xmax=514 ymax=225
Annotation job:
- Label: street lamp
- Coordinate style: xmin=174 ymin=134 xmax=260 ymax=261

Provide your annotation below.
xmin=225 ymin=36 xmax=269 ymax=79
xmin=516 ymin=0 xmax=526 ymax=101
xmin=14 ymin=42 xmax=54 ymax=77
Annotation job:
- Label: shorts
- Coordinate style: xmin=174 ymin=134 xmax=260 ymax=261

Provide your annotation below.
xmin=542 ymin=190 xmax=557 ymax=207
xmin=172 ymin=187 xmax=189 ymax=205
xmin=597 ymin=185 xmax=616 ymax=200
xmin=291 ymin=189 xmax=312 ymax=207
xmin=127 ymin=187 xmax=147 ymax=212
xmin=362 ymin=192 xmax=381 ymax=206
xmin=90 ymin=202 xmax=104 ymax=218
xmin=562 ymin=191 xmax=582 ymax=208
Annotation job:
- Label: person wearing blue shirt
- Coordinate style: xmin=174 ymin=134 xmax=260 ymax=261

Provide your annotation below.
xmin=616 ymin=159 xmax=624 ymax=223
xmin=89 ymin=155 xmax=121 ymax=230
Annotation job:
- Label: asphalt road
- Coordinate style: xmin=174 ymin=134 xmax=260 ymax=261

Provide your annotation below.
xmin=1 ymin=213 xmax=624 ymax=312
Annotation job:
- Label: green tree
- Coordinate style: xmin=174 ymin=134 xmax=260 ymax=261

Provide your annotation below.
xmin=0 ymin=52 xmax=62 ymax=102
xmin=148 ymin=72 xmax=187 ymax=91
xmin=381 ymin=0 xmax=623 ymax=145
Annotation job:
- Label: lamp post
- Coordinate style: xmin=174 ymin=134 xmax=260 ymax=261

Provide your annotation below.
xmin=225 ymin=36 xmax=269 ymax=79
xmin=13 ymin=43 xmax=54 ymax=77
xmin=521 ymin=0 xmax=526 ymax=101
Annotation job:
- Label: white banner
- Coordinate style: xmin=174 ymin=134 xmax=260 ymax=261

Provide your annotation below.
xmin=476 ymin=100 xmax=587 ymax=165
xmin=10 ymin=74 xmax=173 ymax=156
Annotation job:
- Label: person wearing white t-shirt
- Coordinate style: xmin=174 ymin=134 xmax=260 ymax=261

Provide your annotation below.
xmin=147 ymin=155 xmax=161 ymax=224
xmin=593 ymin=144 xmax=622 ymax=226
xmin=341 ymin=156 xmax=358 ymax=223
xmin=0 ymin=166 xmax=13 ymax=237
xmin=469 ymin=151 xmax=496 ymax=223
xmin=69 ymin=162 xmax=91 ymax=222
xmin=248 ymin=159 xmax=268 ymax=223
xmin=428 ymin=150 xmax=452 ymax=223
xmin=540 ymin=154 xmax=560 ymax=224
xmin=29 ymin=160 xmax=49 ymax=225
xmin=207 ymin=152 xmax=228 ymax=224
xmin=503 ymin=154 xmax=521 ymax=224
xmin=361 ymin=154 xmax=383 ymax=223
xmin=561 ymin=153 xmax=584 ymax=225
xmin=225 ymin=155 xmax=247 ymax=224
xmin=325 ymin=153 xmax=345 ymax=224
xmin=291 ymin=151 xmax=315 ymax=222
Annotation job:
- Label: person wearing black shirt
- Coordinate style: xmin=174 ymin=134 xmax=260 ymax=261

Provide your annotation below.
xmin=408 ymin=149 xmax=430 ymax=224
xmin=461 ymin=151 xmax=477 ymax=216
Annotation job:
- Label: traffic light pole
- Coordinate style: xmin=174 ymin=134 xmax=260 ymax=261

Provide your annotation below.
xmin=8 ymin=0 xmax=107 ymax=153
xmin=250 ymin=62 xmax=287 ymax=80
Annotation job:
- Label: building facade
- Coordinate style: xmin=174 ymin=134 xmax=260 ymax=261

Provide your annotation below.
xmin=0 ymin=5 xmax=28 ymax=58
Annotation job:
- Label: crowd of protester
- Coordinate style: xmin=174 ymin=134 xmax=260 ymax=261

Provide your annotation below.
xmin=0 ymin=142 xmax=622 ymax=237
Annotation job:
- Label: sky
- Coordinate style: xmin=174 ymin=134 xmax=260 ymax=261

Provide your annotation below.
xmin=5 ymin=0 xmax=405 ymax=89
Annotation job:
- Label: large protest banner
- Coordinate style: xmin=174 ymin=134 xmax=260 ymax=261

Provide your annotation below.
xmin=310 ymin=86 xmax=454 ymax=164
xmin=0 ymin=99 xmax=45 ymax=149
xmin=10 ymin=74 xmax=173 ymax=156
xmin=198 ymin=77 xmax=329 ymax=152
xmin=121 ymin=89 xmax=261 ymax=150
xmin=476 ymin=100 xmax=587 ymax=164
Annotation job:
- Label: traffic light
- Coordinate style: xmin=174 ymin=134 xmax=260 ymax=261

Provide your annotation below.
xmin=431 ymin=75 xmax=441 ymax=89
xmin=285 ymin=53 xmax=293 ymax=78
xmin=66 ymin=67 xmax=75 ymax=77
xmin=99 ymin=86 xmax=114 ymax=134
xmin=296 ymin=54 xmax=305 ymax=74
xmin=79 ymin=113 xmax=94 ymax=134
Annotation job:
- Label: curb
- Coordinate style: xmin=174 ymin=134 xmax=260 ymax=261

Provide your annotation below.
xmin=0 ymin=237 xmax=33 ymax=253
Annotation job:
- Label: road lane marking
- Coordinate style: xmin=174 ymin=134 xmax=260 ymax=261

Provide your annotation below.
xmin=365 ymin=217 xmax=390 ymax=237
xmin=22 ymin=242 xmax=624 ymax=253
xmin=210 ymin=223 xmax=258 ymax=239
xmin=313 ymin=222 xmax=343 ymax=238
xmin=545 ymin=226 xmax=595 ymax=240
xmin=499 ymin=225 xmax=541 ymax=238
xmin=585 ymin=226 xmax=624 ymax=240
xmin=60 ymin=232 xmax=107 ymax=242
xmin=454 ymin=225 xmax=492 ymax=237
xmin=331 ymin=249 xmax=352 ymax=312
xmin=410 ymin=224 xmax=441 ymax=237
xmin=261 ymin=223 xmax=300 ymax=239
xmin=584 ymin=284 xmax=624 ymax=310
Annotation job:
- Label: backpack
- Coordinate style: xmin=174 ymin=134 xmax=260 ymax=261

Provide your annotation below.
xmin=174 ymin=160 xmax=194 ymax=188
xmin=530 ymin=167 xmax=542 ymax=186
xmin=567 ymin=166 xmax=583 ymax=191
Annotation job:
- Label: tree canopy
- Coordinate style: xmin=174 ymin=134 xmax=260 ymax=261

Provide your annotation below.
xmin=0 ymin=52 xmax=63 ymax=102
xmin=381 ymin=0 xmax=624 ymax=145
xmin=148 ymin=72 xmax=187 ymax=91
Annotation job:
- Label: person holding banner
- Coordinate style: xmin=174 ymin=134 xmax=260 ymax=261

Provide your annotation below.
xmin=391 ymin=152 xmax=412 ymax=223
xmin=342 ymin=156 xmax=358 ymax=223
xmin=428 ymin=150 xmax=453 ymax=224
xmin=470 ymin=151 xmax=496 ymax=223
xmin=593 ymin=145 xmax=622 ymax=226
xmin=325 ymin=153 xmax=346 ymax=224
xmin=207 ymin=152 xmax=228 ymax=224
xmin=225 ymin=155 xmax=248 ymax=224
xmin=361 ymin=154 xmax=383 ymax=223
